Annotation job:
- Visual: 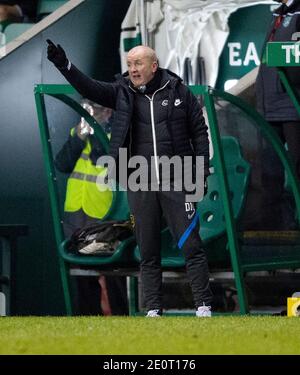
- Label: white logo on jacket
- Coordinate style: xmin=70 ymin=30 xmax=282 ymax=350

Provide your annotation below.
xmin=174 ymin=98 xmax=183 ymax=106
xmin=185 ymin=202 xmax=196 ymax=220
xmin=161 ymin=99 xmax=168 ymax=106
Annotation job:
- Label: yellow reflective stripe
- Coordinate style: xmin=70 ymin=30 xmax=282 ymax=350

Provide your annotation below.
xmin=80 ymin=153 xmax=89 ymax=161
xmin=70 ymin=171 xmax=98 ymax=183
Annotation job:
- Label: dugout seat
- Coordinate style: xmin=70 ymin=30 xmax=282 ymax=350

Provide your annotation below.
xmin=37 ymin=0 xmax=68 ymax=19
xmin=4 ymin=23 xmax=35 ymax=44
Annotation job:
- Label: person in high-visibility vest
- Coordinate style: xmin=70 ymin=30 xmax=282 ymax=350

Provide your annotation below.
xmin=55 ymin=101 xmax=128 ymax=316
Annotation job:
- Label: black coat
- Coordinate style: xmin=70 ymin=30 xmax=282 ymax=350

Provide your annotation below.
xmin=256 ymin=0 xmax=300 ymax=121
xmin=60 ymin=65 xmax=210 ymax=178
xmin=54 ymin=132 xmax=106 ymax=174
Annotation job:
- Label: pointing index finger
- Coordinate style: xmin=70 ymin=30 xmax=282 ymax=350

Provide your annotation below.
xmin=46 ymin=39 xmax=56 ymax=47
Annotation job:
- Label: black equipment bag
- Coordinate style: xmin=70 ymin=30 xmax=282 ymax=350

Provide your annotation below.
xmin=68 ymin=220 xmax=133 ymax=256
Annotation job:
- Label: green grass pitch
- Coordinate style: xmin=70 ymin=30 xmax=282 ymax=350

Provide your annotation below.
xmin=0 ymin=316 xmax=299 ymax=354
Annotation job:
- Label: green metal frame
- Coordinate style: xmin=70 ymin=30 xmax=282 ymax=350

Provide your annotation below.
xmin=34 ymin=84 xmax=112 ymax=315
xmin=35 ymin=82 xmax=300 ymax=316
xmin=191 ymin=86 xmax=248 ymax=313
xmin=189 ymin=85 xmax=300 ymax=314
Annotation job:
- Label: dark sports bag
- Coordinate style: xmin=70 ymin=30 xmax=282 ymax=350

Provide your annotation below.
xmin=68 ymin=220 xmax=133 ymax=256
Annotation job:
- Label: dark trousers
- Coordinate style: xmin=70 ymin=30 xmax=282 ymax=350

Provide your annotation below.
xmin=127 ymin=188 xmax=212 ymax=311
xmin=261 ymin=121 xmax=300 ymax=229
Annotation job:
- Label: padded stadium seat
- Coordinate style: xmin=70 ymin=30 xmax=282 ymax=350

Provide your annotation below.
xmin=37 ymin=0 xmax=68 ymax=19
xmin=0 ymin=25 xmax=4 ymax=46
xmin=134 ymin=136 xmax=251 ymax=269
xmin=4 ymin=23 xmax=34 ymax=44
xmin=0 ymin=20 xmax=11 ymax=32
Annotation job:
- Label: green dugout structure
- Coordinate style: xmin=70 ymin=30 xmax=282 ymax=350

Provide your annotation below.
xmin=2 ymin=0 xmax=290 ymax=316
xmin=35 ymin=53 xmax=300 ymax=314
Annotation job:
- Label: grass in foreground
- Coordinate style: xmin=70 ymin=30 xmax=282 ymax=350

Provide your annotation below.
xmin=0 ymin=316 xmax=299 ymax=354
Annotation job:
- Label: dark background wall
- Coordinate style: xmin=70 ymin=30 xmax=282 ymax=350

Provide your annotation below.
xmin=0 ymin=0 xmax=130 ymax=315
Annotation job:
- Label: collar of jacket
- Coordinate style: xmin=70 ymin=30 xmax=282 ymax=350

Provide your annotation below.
xmin=114 ymin=68 xmax=182 ymax=91
xmin=287 ymin=0 xmax=300 ymax=11
xmin=274 ymin=0 xmax=300 ymax=15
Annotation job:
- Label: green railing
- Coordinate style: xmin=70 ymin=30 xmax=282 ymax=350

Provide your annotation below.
xmin=35 ymin=79 xmax=300 ymax=315
xmin=190 ymin=85 xmax=300 ymax=313
xmin=34 ymin=84 xmax=110 ymax=315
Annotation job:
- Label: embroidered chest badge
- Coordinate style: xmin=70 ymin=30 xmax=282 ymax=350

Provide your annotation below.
xmin=161 ymin=99 xmax=168 ymax=106
xmin=283 ymin=16 xmax=292 ymax=28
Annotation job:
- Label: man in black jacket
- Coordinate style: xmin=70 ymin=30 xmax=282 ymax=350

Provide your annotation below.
xmin=256 ymin=0 xmax=300 ymax=229
xmin=47 ymin=41 xmax=213 ymax=317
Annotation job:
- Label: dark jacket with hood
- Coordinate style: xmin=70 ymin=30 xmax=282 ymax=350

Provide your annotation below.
xmin=54 ymin=131 xmax=105 ymax=173
xmin=59 ymin=64 xmax=210 ymax=179
xmin=256 ymin=0 xmax=300 ymax=121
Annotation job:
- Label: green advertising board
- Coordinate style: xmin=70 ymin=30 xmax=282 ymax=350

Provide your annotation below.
xmin=216 ymin=4 xmax=273 ymax=90
xmin=266 ymin=42 xmax=300 ymax=67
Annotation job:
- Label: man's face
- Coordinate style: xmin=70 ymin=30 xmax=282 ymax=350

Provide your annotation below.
xmin=127 ymin=49 xmax=158 ymax=87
